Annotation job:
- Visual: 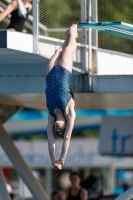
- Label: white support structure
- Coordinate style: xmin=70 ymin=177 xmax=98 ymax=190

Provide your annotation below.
xmin=45 ymin=168 xmax=52 ymax=196
xmin=115 ymin=187 xmax=133 ymax=200
xmin=91 ymin=0 xmax=98 ymax=47
xmin=0 ymin=165 xmax=11 ymax=200
xmin=109 ymin=159 xmax=115 ymax=194
xmin=0 ymin=125 xmax=49 ymax=200
xmin=33 ymin=0 xmax=38 ymax=54
xmin=91 ymin=0 xmax=98 ymax=74
xmin=88 ymin=0 xmax=92 ymax=91
xmin=81 ymin=0 xmax=87 ymax=72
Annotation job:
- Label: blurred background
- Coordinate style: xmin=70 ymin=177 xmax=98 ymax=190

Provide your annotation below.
xmin=0 ymin=109 xmax=133 ymax=200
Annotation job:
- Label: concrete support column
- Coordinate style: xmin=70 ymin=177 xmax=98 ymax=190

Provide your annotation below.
xmin=91 ymin=0 xmax=98 ymax=47
xmin=108 ymin=159 xmax=115 ymax=193
xmin=0 ymin=125 xmax=49 ymax=200
xmin=0 ymin=165 xmax=11 ymax=200
xmin=91 ymin=0 xmax=98 ymax=74
xmin=81 ymin=0 xmax=87 ymax=72
xmin=33 ymin=0 xmax=38 ymax=54
xmin=84 ymin=168 xmax=90 ymax=178
xmin=88 ymin=0 xmax=92 ymax=91
xmin=45 ymin=168 xmax=52 ymax=196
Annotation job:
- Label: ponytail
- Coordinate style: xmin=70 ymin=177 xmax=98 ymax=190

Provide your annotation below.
xmin=69 ymin=85 xmax=75 ymax=101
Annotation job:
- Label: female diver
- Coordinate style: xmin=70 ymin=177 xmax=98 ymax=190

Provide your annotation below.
xmin=0 ymin=0 xmax=32 ymax=32
xmin=46 ymin=24 xmax=78 ymax=170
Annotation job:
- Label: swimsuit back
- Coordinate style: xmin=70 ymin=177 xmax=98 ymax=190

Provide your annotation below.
xmin=46 ymin=65 xmax=72 ymax=117
xmin=7 ymin=8 xmax=29 ymax=32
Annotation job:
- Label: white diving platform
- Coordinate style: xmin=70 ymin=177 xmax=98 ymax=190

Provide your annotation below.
xmin=0 ymin=30 xmax=133 ymax=94
xmin=78 ymin=22 xmax=133 ymax=40
xmin=0 ymin=30 xmax=83 ymax=93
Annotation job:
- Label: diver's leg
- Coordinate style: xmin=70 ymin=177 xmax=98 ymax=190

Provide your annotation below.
xmin=58 ymin=24 xmax=78 ymax=72
xmin=46 ymin=34 xmax=69 ymax=75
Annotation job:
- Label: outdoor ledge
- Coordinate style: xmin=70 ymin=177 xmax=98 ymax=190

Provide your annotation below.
xmin=92 ymin=75 xmax=133 ymax=92
xmin=1 ymin=93 xmax=133 ymax=110
xmin=0 ymin=30 xmax=33 ymax=53
xmin=0 ymin=30 xmax=84 ymax=93
xmin=0 ymin=30 xmax=48 ymax=93
xmin=0 ymin=30 xmax=49 ymax=76
xmin=0 ymin=30 xmax=133 ymax=93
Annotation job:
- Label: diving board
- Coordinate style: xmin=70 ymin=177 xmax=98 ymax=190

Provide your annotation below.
xmin=78 ymin=22 xmax=133 ymax=40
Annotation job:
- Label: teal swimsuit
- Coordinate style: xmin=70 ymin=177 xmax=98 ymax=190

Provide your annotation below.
xmin=46 ymin=65 xmax=72 ymax=117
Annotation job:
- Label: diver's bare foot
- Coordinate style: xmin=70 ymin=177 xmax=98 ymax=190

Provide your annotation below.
xmin=70 ymin=24 xmax=78 ymax=38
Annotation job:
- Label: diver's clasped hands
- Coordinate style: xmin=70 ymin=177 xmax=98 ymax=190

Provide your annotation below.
xmin=52 ymin=160 xmax=63 ymax=170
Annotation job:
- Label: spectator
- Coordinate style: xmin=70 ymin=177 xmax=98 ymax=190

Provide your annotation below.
xmin=81 ymin=175 xmax=103 ymax=199
xmin=0 ymin=0 xmax=32 ymax=32
xmin=58 ymin=190 xmax=66 ymax=200
xmin=51 ymin=190 xmax=60 ymax=200
xmin=65 ymin=171 xmax=87 ymax=200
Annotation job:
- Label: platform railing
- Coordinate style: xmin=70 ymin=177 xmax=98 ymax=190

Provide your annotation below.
xmin=33 ymin=0 xmax=38 ymax=53
xmin=37 ymin=0 xmax=98 ymax=75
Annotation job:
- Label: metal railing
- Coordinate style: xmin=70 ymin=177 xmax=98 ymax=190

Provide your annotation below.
xmin=37 ymin=0 xmax=98 ymax=75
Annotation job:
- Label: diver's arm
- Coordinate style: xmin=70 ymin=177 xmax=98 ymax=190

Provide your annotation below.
xmin=59 ymin=111 xmax=76 ymax=164
xmin=0 ymin=0 xmax=18 ymax=22
xmin=47 ymin=112 xmax=56 ymax=163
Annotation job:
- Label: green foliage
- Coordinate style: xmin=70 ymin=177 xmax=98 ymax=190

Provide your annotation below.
xmin=98 ymin=0 xmax=133 ymax=23
xmin=98 ymin=0 xmax=133 ymax=54
xmin=39 ymin=0 xmax=80 ymax=28
xmin=72 ymin=130 xmax=99 ymax=138
xmin=0 ymin=21 xmax=7 ymax=29
xmin=39 ymin=0 xmax=133 ymax=54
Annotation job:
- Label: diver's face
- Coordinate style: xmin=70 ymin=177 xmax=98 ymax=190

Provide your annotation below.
xmin=55 ymin=121 xmax=66 ymax=133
